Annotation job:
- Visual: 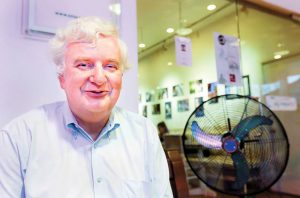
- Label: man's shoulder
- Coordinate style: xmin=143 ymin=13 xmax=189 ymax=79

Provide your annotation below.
xmin=2 ymin=101 xmax=66 ymax=131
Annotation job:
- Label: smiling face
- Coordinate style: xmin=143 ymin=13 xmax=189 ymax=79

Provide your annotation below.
xmin=59 ymin=36 xmax=122 ymax=122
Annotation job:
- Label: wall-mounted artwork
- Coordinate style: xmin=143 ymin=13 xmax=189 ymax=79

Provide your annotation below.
xmin=142 ymin=105 xmax=147 ymax=117
xmin=189 ymin=79 xmax=203 ymax=94
xmin=194 ymin=97 xmax=204 ymax=117
xmin=194 ymin=97 xmax=203 ymax=108
xmin=145 ymin=91 xmax=154 ymax=102
xmin=158 ymin=87 xmax=168 ymax=100
xmin=208 ymin=82 xmax=218 ymax=103
xmin=172 ymin=83 xmax=184 ymax=97
xmin=152 ymin=104 xmax=161 ymax=115
xmin=165 ymin=102 xmax=172 ymax=119
xmin=177 ymin=99 xmax=189 ymax=112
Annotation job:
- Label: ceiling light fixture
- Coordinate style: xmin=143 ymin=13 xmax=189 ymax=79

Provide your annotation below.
xmin=138 ymin=27 xmax=146 ymax=49
xmin=139 ymin=43 xmax=146 ymax=48
xmin=176 ymin=0 xmax=192 ymax=36
xmin=207 ymin=4 xmax=216 ymax=11
xmin=166 ymin=28 xmax=174 ymax=33
xmin=274 ymin=55 xmax=281 ymax=59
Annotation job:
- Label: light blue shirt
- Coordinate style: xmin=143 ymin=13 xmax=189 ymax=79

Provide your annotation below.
xmin=0 ymin=101 xmax=173 ymax=198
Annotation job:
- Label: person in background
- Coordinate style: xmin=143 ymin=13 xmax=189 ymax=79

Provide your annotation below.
xmin=0 ymin=17 xmax=172 ymax=198
xmin=157 ymin=121 xmax=169 ymax=143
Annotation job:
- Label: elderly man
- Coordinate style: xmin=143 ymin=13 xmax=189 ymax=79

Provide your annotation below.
xmin=0 ymin=17 xmax=172 ymax=198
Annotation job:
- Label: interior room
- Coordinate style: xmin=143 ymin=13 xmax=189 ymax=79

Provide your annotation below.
xmin=137 ymin=0 xmax=300 ymax=197
xmin=0 ymin=0 xmax=300 ymax=197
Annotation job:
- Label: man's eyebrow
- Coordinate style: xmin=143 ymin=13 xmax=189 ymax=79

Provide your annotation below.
xmin=106 ymin=59 xmax=120 ymax=64
xmin=73 ymin=58 xmax=91 ymax=64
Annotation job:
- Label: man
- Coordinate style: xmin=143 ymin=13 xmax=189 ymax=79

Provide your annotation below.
xmin=0 ymin=17 xmax=173 ymax=198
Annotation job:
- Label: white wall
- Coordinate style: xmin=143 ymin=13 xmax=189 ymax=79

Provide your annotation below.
xmin=0 ymin=0 xmax=138 ymax=127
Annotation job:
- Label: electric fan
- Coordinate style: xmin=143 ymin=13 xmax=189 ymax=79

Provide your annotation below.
xmin=182 ymin=94 xmax=289 ymax=197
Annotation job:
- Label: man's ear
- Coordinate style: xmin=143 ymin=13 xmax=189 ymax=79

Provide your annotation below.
xmin=58 ymin=74 xmax=65 ymax=89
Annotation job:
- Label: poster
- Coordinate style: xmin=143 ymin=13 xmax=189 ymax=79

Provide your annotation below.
xmin=214 ymin=32 xmax=242 ymax=86
xmin=266 ymin=95 xmax=297 ymax=111
xmin=175 ymin=36 xmax=192 ymax=67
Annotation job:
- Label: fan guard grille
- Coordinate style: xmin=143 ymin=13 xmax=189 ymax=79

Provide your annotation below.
xmin=182 ymin=94 xmax=289 ymax=196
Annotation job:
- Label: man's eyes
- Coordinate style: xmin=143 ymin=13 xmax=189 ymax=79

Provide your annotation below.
xmin=76 ymin=62 xmax=94 ymax=69
xmin=104 ymin=63 xmax=119 ymax=70
xmin=75 ymin=62 xmax=119 ymax=71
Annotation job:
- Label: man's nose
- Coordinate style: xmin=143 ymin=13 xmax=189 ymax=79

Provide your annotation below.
xmin=90 ymin=63 xmax=107 ymax=84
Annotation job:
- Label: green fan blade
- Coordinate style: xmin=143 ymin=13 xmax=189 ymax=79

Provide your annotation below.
xmin=231 ymin=151 xmax=249 ymax=189
xmin=233 ymin=115 xmax=273 ymax=141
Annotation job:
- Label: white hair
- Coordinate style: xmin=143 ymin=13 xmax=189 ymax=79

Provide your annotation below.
xmin=49 ymin=16 xmax=129 ymax=74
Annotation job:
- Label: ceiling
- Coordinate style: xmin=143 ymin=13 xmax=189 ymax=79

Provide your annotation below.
xmin=136 ymin=0 xmax=300 ymax=62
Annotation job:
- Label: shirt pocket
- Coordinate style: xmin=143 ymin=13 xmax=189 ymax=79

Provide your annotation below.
xmin=122 ymin=179 xmax=151 ymax=198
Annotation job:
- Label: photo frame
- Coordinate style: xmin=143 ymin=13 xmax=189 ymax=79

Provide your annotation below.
xmin=172 ymin=83 xmax=184 ymax=97
xmin=165 ymin=102 xmax=172 ymax=119
xmin=152 ymin=104 xmax=161 ymax=115
xmin=177 ymin=99 xmax=189 ymax=112
xmin=189 ymin=79 xmax=203 ymax=94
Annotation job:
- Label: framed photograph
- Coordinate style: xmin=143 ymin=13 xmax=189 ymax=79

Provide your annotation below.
xmin=208 ymin=82 xmax=218 ymax=103
xmin=177 ymin=99 xmax=189 ymax=112
xmin=145 ymin=91 xmax=154 ymax=102
xmin=165 ymin=102 xmax=172 ymax=119
xmin=189 ymin=79 xmax=203 ymax=94
xmin=194 ymin=97 xmax=204 ymax=117
xmin=172 ymin=83 xmax=184 ymax=97
xmin=157 ymin=87 xmax=168 ymax=100
xmin=142 ymin=105 xmax=147 ymax=117
xmin=152 ymin=104 xmax=161 ymax=115
xmin=194 ymin=97 xmax=203 ymax=108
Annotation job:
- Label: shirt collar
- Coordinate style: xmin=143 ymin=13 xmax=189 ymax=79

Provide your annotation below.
xmin=63 ymin=102 xmax=120 ymax=142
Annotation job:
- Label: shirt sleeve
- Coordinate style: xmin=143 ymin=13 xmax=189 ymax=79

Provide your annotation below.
xmin=146 ymin=120 xmax=173 ymax=198
xmin=0 ymin=129 xmax=25 ymax=198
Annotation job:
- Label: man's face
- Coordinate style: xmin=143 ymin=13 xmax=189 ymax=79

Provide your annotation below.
xmin=59 ymin=36 xmax=122 ymax=119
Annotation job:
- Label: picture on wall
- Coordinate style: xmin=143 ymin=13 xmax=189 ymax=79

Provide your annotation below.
xmin=152 ymin=104 xmax=161 ymax=115
xmin=139 ymin=93 xmax=142 ymax=103
xmin=165 ymin=102 xmax=172 ymax=119
xmin=157 ymin=87 xmax=168 ymax=100
xmin=172 ymin=83 xmax=184 ymax=97
xmin=177 ymin=99 xmax=189 ymax=112
xmin=189 ymin=79 xmax=203 ymax=94
xmin=208 ymin=82 xmax=218 ymax=103
xmin=194 ymin=97 xmax=204 ymax=117
xmin=194 ymin=97 xmax=203 ymax=108
xmin=145 ymin=91 xmax=154 ymax=102
xmin=142 ymin=105 xmax=147 ymax=117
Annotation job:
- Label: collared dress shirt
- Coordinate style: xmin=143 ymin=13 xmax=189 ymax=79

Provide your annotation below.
xmin=0 ymin=101 xmax=173 ymax=198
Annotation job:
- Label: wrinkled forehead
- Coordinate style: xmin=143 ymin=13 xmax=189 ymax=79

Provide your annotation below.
xmin=66 ymin=32 xmax=117 ymax=48
xmin=64 ymin=35 xmax=121 ymax=62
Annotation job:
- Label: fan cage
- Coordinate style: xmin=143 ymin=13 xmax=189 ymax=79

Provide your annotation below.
xmin=182 ymin=94 xmax=289 ymax=196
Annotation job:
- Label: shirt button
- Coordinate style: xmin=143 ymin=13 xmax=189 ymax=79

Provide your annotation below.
xmin=97 ymin=178 xmax=102 ymax=183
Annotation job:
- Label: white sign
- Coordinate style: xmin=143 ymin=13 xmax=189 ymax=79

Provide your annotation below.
xmin=25 ymin=0 xmax=120 ymax=36
xmin=214 ymin=32 xmax=242 ymax=86
xmin=175 ymin=36 xmax=192 ymax=67
xmin=266 ymin=95 xmax=297 ymax=111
